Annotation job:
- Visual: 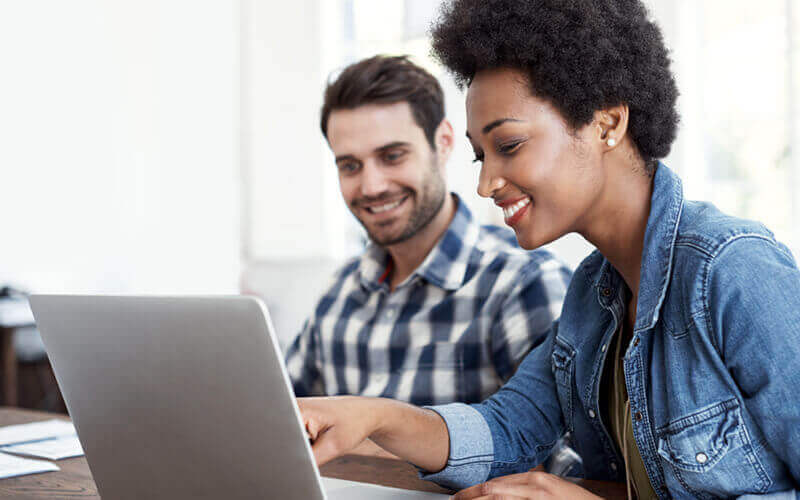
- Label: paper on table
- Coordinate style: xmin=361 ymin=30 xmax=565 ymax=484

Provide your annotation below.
xmin=0 ymin=452 xmax=59 ymax=479
xmin=2 ymin=435 xmax=84 ymax=460
xmin=0 ymin=420 xmax=76 ymax=446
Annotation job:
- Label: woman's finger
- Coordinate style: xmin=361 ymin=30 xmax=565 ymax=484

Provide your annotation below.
xmin=452 ymin=474 xmax=536 ymax=500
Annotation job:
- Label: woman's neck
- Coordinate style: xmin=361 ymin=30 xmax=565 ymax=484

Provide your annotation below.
xmin=579 ymin=161 xmax=654 ymax=302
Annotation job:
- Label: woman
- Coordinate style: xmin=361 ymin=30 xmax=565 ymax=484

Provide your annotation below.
xmin=299 ymin=0 xmax=800 ymax=498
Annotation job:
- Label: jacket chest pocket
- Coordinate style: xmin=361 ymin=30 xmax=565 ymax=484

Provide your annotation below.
xmin=656 ymin=398 xmax=769 ymax=498
xmin=551 ymin=337 xmax=576 ymax=433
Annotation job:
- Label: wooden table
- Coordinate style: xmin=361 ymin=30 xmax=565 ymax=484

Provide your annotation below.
xmin=0 ymin=408 xmax=626 ymax=499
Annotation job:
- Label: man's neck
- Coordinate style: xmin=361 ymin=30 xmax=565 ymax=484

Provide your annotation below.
xmin=384 ymin=194 xmax=457 ymax=291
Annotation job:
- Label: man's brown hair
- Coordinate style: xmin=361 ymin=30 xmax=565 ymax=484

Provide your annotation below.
xmin=320 ymin=55 xmax=445 ymax=149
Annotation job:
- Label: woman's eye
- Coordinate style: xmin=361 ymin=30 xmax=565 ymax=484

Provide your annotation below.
xmin=472 ymin=152 xmax=484 ymax=164
xmin=498 ymin=142 xmax=522 ymax=156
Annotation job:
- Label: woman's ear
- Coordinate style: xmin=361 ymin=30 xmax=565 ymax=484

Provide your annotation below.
xmin=594 ymin=104 xmax=629 ymax=149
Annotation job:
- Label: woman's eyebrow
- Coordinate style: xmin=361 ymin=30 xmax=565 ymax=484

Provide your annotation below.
xmin=466 ymin=118 xmax=524 ymax=139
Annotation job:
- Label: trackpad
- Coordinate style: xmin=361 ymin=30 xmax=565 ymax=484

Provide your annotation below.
xmin=321 ymin=477 xmax=449 ymax=499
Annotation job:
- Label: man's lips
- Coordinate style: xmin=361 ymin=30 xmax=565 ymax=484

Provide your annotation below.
xmin=357 ymin=195 xmax=410 ymax=215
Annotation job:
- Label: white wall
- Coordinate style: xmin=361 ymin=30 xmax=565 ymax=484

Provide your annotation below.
xmin=0 ymin=0 xmax=240 ymax=294
xmin=242 ymin=0 xmax=347 ymax=262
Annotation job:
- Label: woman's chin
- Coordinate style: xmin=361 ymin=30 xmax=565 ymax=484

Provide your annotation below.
xmin=514 ymin=227 xmax=560 ymax=251
xmin=515 ymin=233 xmax=544 ymax=250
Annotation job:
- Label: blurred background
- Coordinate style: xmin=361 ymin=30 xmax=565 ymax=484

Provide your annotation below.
xmin=0 ymin=0 xmax=798 ymax=411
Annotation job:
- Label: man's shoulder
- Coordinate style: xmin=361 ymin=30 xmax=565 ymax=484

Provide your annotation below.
xmin=332 ymin=255 xmax=362 ymax=279
xmin=475 ymin=224 xmax=570 ymax=277
xmin=308 ymin=256 xmax=362 ymax=314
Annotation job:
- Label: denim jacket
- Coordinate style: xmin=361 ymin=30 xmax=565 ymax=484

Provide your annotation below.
xmin=424 ymin=164 xmax=800 ymax=499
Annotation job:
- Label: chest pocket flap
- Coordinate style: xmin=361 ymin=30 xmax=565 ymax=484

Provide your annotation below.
xmin=656 ymin=398 xmax=769 ymax=496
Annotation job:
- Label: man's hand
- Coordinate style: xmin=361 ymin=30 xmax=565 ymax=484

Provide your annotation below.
xmin=298 ymin=396 xmax=379 ymax=466
xmin=452 ymin=470 xmax=603 ymax=500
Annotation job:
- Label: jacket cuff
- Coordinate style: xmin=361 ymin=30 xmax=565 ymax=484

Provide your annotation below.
xmin=416 ymin=403 xmax=494 ymax=491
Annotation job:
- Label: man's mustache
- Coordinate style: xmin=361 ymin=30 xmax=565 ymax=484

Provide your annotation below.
xmin=352 ymin=190 xmax=412 ymax=208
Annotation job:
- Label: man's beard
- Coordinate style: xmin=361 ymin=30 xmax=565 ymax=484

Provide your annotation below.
xmin=357 ymin=166 xmax=447 ymax=247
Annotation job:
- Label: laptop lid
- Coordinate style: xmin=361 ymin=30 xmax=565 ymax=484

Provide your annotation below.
xmin=30 ymin=295 xmax=327 ymax=500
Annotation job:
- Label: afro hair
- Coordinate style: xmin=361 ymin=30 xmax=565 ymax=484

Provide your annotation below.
xmin=430 ymin=0 xmax=680 ymax=168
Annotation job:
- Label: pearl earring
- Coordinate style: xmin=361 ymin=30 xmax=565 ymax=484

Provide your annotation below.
xmin=607 ymin=138 xmax=617 ymax=147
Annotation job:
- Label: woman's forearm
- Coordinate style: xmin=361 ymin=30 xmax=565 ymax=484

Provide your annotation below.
xmin=368 ymin=398 xmax=450 ymax=472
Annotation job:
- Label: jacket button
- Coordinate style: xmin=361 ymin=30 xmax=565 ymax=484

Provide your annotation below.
xmin=602 ymin=288 xmax=612 ymax=297
xmin=696 ymin=452 xmax=708 ymax=464
xmin=588 ymin=409 xmax=596 ymax=418
xmin=635 ymin=411 xmax=643 ymax=421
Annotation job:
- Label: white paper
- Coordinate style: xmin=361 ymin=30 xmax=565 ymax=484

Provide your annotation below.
xmin=0 ymin=451 xmax=59 ymax=479
xmin=0 ymin=420 xmax=76 ymax=446
xmin=2 ymin=435 xmax=84 ymax=460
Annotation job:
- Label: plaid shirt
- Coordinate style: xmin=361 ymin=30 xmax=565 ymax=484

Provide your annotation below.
xmin=285 ymin=195 xmax=572 ymax=406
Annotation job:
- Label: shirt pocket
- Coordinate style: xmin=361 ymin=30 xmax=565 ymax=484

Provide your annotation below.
xmin=551 ymin=336 xmax=575 ymax=433
xmin=656 ymin=398 xmax=770 ymax=498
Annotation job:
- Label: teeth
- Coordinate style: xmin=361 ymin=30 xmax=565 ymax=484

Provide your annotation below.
xmin=502 ymin=197 xmax=531 ymax=219
xmin=369 ymin=199 xmax=403 ymax=213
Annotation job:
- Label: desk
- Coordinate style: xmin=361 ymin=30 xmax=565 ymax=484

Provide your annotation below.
xmin=0 ymin=408 xmax=626 ymax=499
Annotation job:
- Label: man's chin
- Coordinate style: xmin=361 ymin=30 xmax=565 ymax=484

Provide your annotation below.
xmin=367 ymin=232 xmax=407 ymax=247
xmin=365 ymin=225 xmax=413 ymax=247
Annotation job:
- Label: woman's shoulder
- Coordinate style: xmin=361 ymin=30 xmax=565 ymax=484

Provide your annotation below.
xmin=674 ymin=199 xmax=783 ymax=259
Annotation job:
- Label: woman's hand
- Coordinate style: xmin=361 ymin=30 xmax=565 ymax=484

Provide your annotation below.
xmin=452 ymin=470 xmax=602 ymax=500
xmin=298 ymin=396 xmax=380 ymax=466
xmin=298 ymin=396 xmax=450 ymax=472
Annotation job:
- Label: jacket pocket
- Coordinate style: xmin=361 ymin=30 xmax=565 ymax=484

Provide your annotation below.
xmin=656 ymin=398 xmax=770 ymax=498
xmin=551 ymin=336 xmax=575 ymax=433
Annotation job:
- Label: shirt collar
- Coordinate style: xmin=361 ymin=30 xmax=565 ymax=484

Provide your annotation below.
xmin=357 ymin=193 xmax=482 ymax=292
xmin=595 ymin=163 xmax=684 ymax=332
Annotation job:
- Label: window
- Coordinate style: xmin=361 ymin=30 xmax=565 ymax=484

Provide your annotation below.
xmin=321 ymin=0 xmax=800 ymax=264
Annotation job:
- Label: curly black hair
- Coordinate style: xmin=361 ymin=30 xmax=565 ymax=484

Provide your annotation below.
xmin=430 ymin=0 xmax=679 ymax=168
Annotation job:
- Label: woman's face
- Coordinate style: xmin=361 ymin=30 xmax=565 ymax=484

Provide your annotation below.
xmin=466 ymin=67 xmax=606 ymax=249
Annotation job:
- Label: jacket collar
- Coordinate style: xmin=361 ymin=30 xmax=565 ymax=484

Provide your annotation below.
xmin=594 ymin=163 xmax=684 ymax=332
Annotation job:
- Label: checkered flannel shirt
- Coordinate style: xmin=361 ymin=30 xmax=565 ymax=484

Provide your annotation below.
xmin=284 ymin=195 xmax=572 ymax=406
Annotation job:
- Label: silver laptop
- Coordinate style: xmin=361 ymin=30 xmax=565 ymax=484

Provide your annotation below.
xmin=29 ymin=295 xmax=449 ymax=500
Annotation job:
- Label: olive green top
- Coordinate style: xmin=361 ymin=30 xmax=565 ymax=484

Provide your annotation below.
xmin=604 ymin=323 xmax=657 ymax=500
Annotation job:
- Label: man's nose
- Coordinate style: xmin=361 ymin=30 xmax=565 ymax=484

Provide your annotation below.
xmin=359 ymin=163 xmax=391 ymax=197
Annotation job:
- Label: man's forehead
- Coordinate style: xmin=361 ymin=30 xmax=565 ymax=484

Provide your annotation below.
xmin=327 ymin=101 xmax=425 ymax=156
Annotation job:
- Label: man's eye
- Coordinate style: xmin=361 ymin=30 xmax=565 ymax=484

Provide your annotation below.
xmin=338 ymin=162 xmax=359 ymax=173
xmin=384 ymin=150 xmax=406 ymax=163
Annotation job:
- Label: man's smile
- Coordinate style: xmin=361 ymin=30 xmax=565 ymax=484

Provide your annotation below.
xmin=360 ymin=194 xmax=410 ymax=217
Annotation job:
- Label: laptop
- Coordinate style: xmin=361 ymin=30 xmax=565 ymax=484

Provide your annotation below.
xmin=29 ymin=295 xmax=449 ymax=500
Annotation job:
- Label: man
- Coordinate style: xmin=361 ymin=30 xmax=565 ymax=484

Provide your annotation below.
xmin=285 ymin=55 xmax=572 ymax=408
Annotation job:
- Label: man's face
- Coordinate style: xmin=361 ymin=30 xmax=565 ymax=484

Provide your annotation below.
xmin=326 ymin=102 xmax=447 ymax=246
